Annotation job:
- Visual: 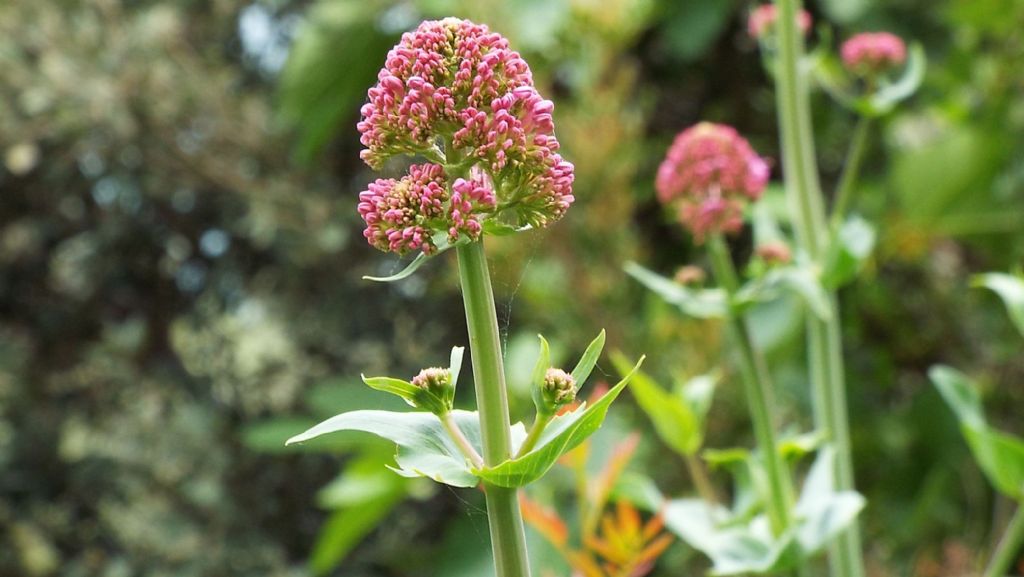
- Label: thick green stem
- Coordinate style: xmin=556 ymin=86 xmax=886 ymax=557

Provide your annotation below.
xmin=831 ymin=118 xmax=872 ymax=228
xmin=773 ymin=2 xmax=866 ymax=575
xmin=984 ymin=504 xmax=1024 ymax=577
xmin=457 ymin=240 xmax=532 ymax=577
xmin=707 ymin=235 xmax=795 ymax=537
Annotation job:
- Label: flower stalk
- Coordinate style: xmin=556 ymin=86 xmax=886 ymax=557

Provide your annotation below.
xmin=457 ymin=239 xmax=532 ymax=577
xmin=773 ymin=1 xmax=866 ymax=575
xmin=706 ymin=234 xmax=795 ymax=537
xmin=830 ymin=118 xmax=872 ymax=228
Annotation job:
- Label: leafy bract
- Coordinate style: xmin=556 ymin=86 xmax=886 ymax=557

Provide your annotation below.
xmin=363 ymin=233 xmax=468 ymax=282
xmin=973 ymin=273 xmax=1024 ymax=338
xmin=823 ymin=216 xmax=876 ymax=289
xmin=664 ymin=448 xmax=864 ymax=574
xmin=930 ymin=365 xmax=1024 ymax=498
xmin=625 ymin=261 xmax=728 ymax=319
xmin=286 ymin=409 xmax=512 ymax=488
xmin=474 ymin=355 xmax=645 ymax=488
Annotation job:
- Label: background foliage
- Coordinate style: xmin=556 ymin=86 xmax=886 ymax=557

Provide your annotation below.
xmin=1 ymin=0 xmax=1023 ymax=575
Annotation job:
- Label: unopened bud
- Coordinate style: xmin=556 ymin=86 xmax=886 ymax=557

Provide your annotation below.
xmin=756 ymin=242 xmax=792 ymax=265
xmin=541 ymin=368 xmax=577 ymax=411
xmin=674 ymin=265 xmax=707 ymax=286
xmin=411 ymin=367 xmax=454 ymax=414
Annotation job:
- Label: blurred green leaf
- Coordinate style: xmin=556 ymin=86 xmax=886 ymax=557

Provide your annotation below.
xmin=625 ymin=261 xmax=728 ymax=318
xmin=865 ymin=44 xmax=927 ymax=115
xmin=930 ymin=365 xmax=1024 ymax=499
xmin=816 ymin=0 xmax=872 ymax=23
xmin=740 ymin=266 xmax=831 ymax=321
xmin=612 ymin=352 xmax=701 ymax=456
xmin=973 ymin=273 xmax=1024 ymax=337
xmin=793 ymin=448 xmax=866 ymax=554
xmin=278 ymin=0 xmax=398 ymax=162
xmin=823 ymin=216 xmax=876 ymax=289
xmin=570 ymin=329 xmax=607 ymax=388
xmin=475 ymin=356 xmax=644 ymax=488
xmin=530 ymin=334 xmax=552 ymax=414
xmin=242 ymin=417 xmax=356 ymax=454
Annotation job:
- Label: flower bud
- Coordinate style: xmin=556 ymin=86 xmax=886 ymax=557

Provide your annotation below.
xmin=747 ymin=4 xmax=812 ymax=41
xmin=756 ymin=242 xmax=792 ymax=265
xmin=411 ymin=366 xmax=455 ymax=415
xmin=674 ymin=265 xmax=707 ymax=286
xmin=540 ymin=368 xmax=577 ymax=413
xmin=841 ymin=32 xmax=907 ymax=78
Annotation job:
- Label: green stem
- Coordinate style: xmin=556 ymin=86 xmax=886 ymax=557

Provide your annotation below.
xmin=457 ymin=240 xmax=532 ymax=577
xmin=516 ymin=413 xmax=553 ymax=458
xmin=984 ymin=504 xmax=1024 ymax=577
xmin=831 ymin=118 xmax=872 ymax=229
xmin=441 ymin=412 xmax=485 ymax=469
xmin=685 ymin=453 xmax=720 ymax=507
xmin=707 ymin=235 xmax=795 ymax=537
xmin=773 ymin=2 xmax=866 ymax=575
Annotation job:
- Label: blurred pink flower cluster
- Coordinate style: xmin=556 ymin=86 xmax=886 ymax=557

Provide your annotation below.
xmin=356 ymin=18 xmax=574 ymax=254
xmin=747 ymin=4 xmax=812 ymax=40
xmin=656 ymin=123 xmax=769 ymax=242
xmin=841 ymin=32 xmax=907 ymax=76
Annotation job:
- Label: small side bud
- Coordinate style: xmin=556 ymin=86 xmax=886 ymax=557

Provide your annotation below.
xmin=411 ymin=367 xmax=454 ymax=415
xmin=674 ymin=265 xmax=707 ymax=286
xmin=756 ymin=242 xmax=792 ymax=266
xmin=540 ymin=368 xmax=577 ymax=413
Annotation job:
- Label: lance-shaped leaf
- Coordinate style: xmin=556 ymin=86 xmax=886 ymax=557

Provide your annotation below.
xmin=864 ymin=43 xmax=926 ymax=115
xmin=286 ymin=409 xmax=526 ymax=488
xmin=793 ymin=448 xmax=866 ymax=555
xmin=474 ymin=356 xmax=645 ymax=488
xmin=530 ymin=334 xmax=552 ymax=415
xmin=363 ymin=233 xmax=467 ymax=282
xmin=930 ymin=365 xmax=1024 ymax=499
xmin=973 ymin=272 xmax=1024 ymax=338
xmin=611 ymin=352 xmax=702 ymax=457
xmin=625 ymin=261 xmax=728 ymax=319
xmin=823 ymin=216 xmax=876 ymax=289
xmin=571 ymin=329 xmax=606 ymax=386
xmin=739 ymin=266 xmax=832 ymax=321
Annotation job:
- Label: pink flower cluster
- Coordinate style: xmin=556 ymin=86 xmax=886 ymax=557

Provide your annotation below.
xmin=656 ymin=123 xmax=770 ymax=242
xmin=357 ymin=163 xmax=495 ymax=255
xmin=747 ymin=4 xmax=812 ymax=40
xmin=355 ymin=18 xmax=574 ymax=254
xmin=841 ymin=32 xmax=907 ymax=76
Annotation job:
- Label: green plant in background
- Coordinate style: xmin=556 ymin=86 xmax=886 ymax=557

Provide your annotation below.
xmin=931 ymin=272 xmax=1024 ymax=577
xmin=283 ymin=18 xmax=642 ymax=577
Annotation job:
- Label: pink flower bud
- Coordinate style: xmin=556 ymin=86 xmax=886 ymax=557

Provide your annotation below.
xmin=656 ymin=122 xmax=769 ymax=242
xmin=748 ymin=4 xmax=812 ymax=40
xmin=841 ymin=32 xmax=907 ymax=76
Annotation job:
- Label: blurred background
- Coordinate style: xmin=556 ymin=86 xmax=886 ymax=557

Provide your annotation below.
xmin=1 ymin=0 xmax=1023 ymax=575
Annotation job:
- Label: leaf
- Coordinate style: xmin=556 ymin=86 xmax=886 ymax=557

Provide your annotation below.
xmin=361 ymin=376 xmax=422 ymax=408
xmin=865 ymin=43 xmax=927 ymax=115
xmin=362 ymin=251 xmax=432 ymax=283
xmin=741 ymin=266 xmax=832 ymax=321
xmin=823 ymin=216 xmax=876 ymax=289
xmin=973 ymin=273 xmax=1024 ymax=337
xmin=309 ymin=484 xmax=406 ymax=575
xmin=793 ymin=448 xmax=866 ymax=554
xmin=930 ymin=365 xmax=1024 ymax=498
xmin=677 ymin=372 xmax=719 ymax=426
xmin=287 ymin=409 xmax=498 ymax=488
xmin=475 ymin=356 xmax=645 ymax=488
xmin=530 ymin=334 xmax=552 ymax=414
xmin=571 ymin=330 xmax=606 ymax=386
xmin=612 ymin=352 xmax=701 ymax=456
xmin=449 ymin=346 xmax=465 ymax=388
xmin=625 ymin=261 xmax=728 ymax=319
xmin=929 ymin=365 xmax=985 ymax=428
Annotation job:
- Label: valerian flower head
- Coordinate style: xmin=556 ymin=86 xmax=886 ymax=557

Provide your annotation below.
xmin=540 ymin=367 xmax=577 ymax=412
xmin=411 ymin=366 xmax=455 ymax=414
xmin=355 ymin=18 xmax=574 ymax=255
xmin=655 ymin=122 xmax=770 ymax=242
xmin=747 ymin=4 xmax=812 ymax=40
xmin=841 ymin=32 xmax=907 ymax=77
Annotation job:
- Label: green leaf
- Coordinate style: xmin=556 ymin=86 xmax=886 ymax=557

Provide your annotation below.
xmin=361 ymin=375 xmax=421 ymax=408
xmin=362 ymin=252 xmax=432 ymax=283
xmin=973 ymin=273 xmax=1024 ymax=337
xmin=570 ymin=329 xmax=606 ymax=386
xmin=530 ymin=334 xmax=552 ymax=415
xmin=612 ymin=352 xmax=700 ymax=456
xmin=677 ymin=372 xmax=719 ymax=426
xmin=823 ymin=216 xmax=876 ymax=289
xmin=449 ymin=346 xmax=465 ymax=388
xmin=865 ymin=43 xmax=927 ymax=115
xmin=930 ymin=365 xmax=1024 ymax=498
xmin=929 ymin=365 xmax=985 ymax=428
xmin=625 ymin=261 xmax=728 ymax=318
xmin=793 ymin=448 xmax=866 ymax=555
xmin=475 ymin=356 xmax=645 ymax=488
xmin=286 ymin=409 xmax=505 ymax=488
xmin=741 ymin=266 xmax=832 ymax=321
